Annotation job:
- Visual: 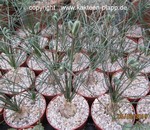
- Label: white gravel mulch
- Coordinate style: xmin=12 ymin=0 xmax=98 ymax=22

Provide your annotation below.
xmin=126 ymin=25 xmax=142 ymax=38
xmin=98 ymin=58 xmax=124 ymax=73
xmin=35 ymin=70 xmax=62 ymax=97
xmin=27 ymin=50 xmax=55 ymax=71
xmin=112 ymin=72 xmax=150 ymax=100
xmin=46 ymin=94 xmax=89 ymax=130
xmin=137 ymin=95 xmax=150 ymax=124
xmin=127 ymin=52 xmax=150 ymax=74
xmin=63 ymin=52 xmax=90 ymax=72
xmin=76 ymin=70 xmax=107 ymax=98
xmin=91 ymin=94 xmax=135 ymax=130
xmin=4 ymin=92 xmax=46 ymax=129
xmin=0 ymin=50 xmax=27 ymax=70
xmin=0 ymin=67 xmax=35 ymax=94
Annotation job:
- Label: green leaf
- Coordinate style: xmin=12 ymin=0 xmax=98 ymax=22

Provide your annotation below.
xmin=68 ymin=21 xmax=73 ymax=31
xmin=122 ymin=123 xmax=133 ymax=130
xmin=113 ymin=77 xmax=121 ymax=86
xmin=72 ymin=20 xmax=81 ymax=36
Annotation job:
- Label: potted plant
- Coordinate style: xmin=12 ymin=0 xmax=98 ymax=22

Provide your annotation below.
xmin=0 ymin=27 xmax=27 ymax=72
xmin=112 ymin=71 xmax=150 ymax=102
xmin=2 ymin=91 xmax=46 ymax=129
xmin=46 ymin=20 xmax=89 ymax=130
xmin=75 ymin=66 xmax=108 ymax=105
xmin=0 ymin=67 xmax=35 ymax=96
xmin=91 ymin=70 xmax=136 ymax=130
xmin=127 ymin=52 xmax=150 ymax=75
xmin=136 ymin=95 xmax=150 ymax=125
xmin=35 ymin=69 xmax=62 ymax=101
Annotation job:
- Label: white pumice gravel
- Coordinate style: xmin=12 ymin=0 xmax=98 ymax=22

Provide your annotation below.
xmin=0 ymin=67 xmax=35 ymax=94
xmin=112 ymin=72 xmax=150 ymax=100
xmin=126 ymin=25 xmax=142 ymax=38
xmin=27 ymin=50 xmax=53 ymax=71
xmin=127 ymin=52 xmax=150 ymax=74
xmin=76 ymin=70 xmax=107 ymax=97
xmin=124 ymin=38 xmax=138 ymax=53
xmin=63 ymin=52 xmax=90 ymax=72
xmin=0 ymin=50 xmax=27 ymax=70
xmin=49 ymin=36 xmax=72 ymax=51
xmin=1 ymin=36 xmax=21 ymax=48
xmin=98 ymin=58 xmax=124 ymax=73
xmin=4 ymin=92 xmax=46 ymax=129
xmin=20 ymin=36 xmax=49 ymax=52
xmin=91 ymin=94 xmax=135 ymax=130
xmin=46 ymin=94 xmax=89 ymax=130
xmin=137 ymin=95 xmax=150 ymax=124
xmin=35 ymin=70 xmax=62 ymax=97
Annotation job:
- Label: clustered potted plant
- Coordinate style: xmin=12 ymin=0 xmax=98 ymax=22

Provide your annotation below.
xmin=0 ymin=0 xmax=150 ymax=130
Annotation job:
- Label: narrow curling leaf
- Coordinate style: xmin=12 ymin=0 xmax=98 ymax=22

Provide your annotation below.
xmin=72 ymin=20 xmax=81 ymax=36
xmin=34 ymin=22 xmax=40 ymax=33
xmin=52 ymin=13 xmax=59 ymax=22
xmin=68 ymin=21 xmax=73 ymax=31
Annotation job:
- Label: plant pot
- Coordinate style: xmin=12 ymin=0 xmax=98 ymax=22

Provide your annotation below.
xmin=91 ymin=94 xmax=135 ymax=130
xmin=16 ymin=28 xmax=50 ymax=53
xmin=35 ymin=69 xmax=62 ymax=102
xmin=48 ymin=35 xmax=73 ymax=52
xmin=0 ymin=5 xmax=15 ymax=28
xmin=0 ymin=67 xmax=35 ymax=96
xmin=97 ymin=58 xmax=124 ymax=76
xmin=136 ymin=95 xmax=150 ymax=124
xmin=131 ymin=0 xmax=150 ymax=28
xmin=0 ymin=96 xmax=4 ymax=123
xmin=46 ymin=94 xmax=89 ymax=130
xmin=127 ymin=52 xmax=150 ymax=76
xmin=75 ymin=69 xmax=108 ymax=105
xmin=26 ymin=50 xmax=55 ymax=75
xmin=112 ymin=71 xmax=150 ymax=102
xmin=3 ymin=92 xmax=46 ymax=129
xmin=0 ymin=50 xmax=27 ymax=73
xmin=121 ymin=37 xmax=139 ymax=57
xmin=126 ymin=25 xmax=143 ymax=40
xmin=63 ymin=52 xmax=90 ymax=73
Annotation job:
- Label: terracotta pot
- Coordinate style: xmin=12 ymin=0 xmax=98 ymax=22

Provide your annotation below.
xmin=112 ymin=71 xmax=150 ymax=102
xmin=0 ymin=108 xmax=3 ymax=123
xmin=35 ymin=69 xmax=62 ymax=102
xmin=0 ymin=5 xmax=15 ymax=27
xmin=3 ymin=92 xmax=46 ymax=129
xmin=46 ymin=94 xmax=89 ymax=130
xmin=0 ymin=50 xmax=27 ymax=73
xmin=26 ymin=55 xmax=46 ymax=76
xmin=131 ymin=0 xmax=150 ymax=27
xmin=91 ymin=94 xmax=135 ymax=130
xmin=136 ymin=95 xmax=150 ymax=123
xmin=76 ymin=69 xmax=107 ymax=106
xmin=0 ymin=67 xmax=35 ymax=97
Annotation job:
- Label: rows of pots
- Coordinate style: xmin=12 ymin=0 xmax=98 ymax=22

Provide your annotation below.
xmin=0 ymin=0 xmax=150 ymax=129
xmin=0 ymin=31 xmax=150 ymax=130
